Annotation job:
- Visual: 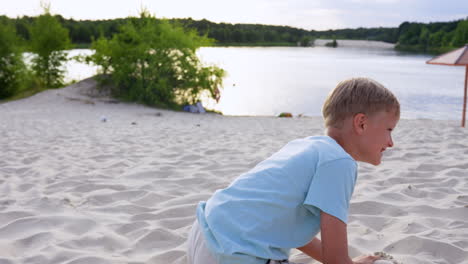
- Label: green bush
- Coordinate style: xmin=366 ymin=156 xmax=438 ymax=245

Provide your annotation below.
xmin=29 ymin=6 xmax=71 ymax=88
xmin=299 ymin=36 xmax=314 ymax=47
xmin=88 ymin=11 xmax=225 ymax=109
xmin=0 ymin=21 xmax=26 ymax=99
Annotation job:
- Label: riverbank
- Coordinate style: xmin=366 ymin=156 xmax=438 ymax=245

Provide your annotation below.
xmin=0 ymin=78 xmax=467 ymax=263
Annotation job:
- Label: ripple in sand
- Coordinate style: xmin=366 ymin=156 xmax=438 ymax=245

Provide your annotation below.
xmin=86 ymin=190 xmax=147 ymax=206
xmin=147 ymin=250 xmax=186 ymax=264
xmin=58 ymin=233 xmax=128 ymax=252
xmin=131 ymin=228 xmax=184 ymax=252
xmin=383 ymin=235 xmax=468 ymax=263
xmin=113 ymin=221 xmax=150 ymax=235
xmin=0 ymin=211 xmax=34 ymax=226
xmin=14 ymin=232 xmax=53 ymax=253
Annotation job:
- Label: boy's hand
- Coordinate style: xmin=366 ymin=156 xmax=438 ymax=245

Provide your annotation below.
xmin=352 ymin=255 xmax=380 ymax=264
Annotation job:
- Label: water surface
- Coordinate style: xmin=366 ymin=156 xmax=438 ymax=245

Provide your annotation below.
xmin=65 ymin=47 xmax=466 ymax=120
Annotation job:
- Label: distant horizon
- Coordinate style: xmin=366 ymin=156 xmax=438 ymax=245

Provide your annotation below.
xmin=2 ymin=0 xmax=467 ymax=31
xmin=2 ymin=13 xmax=466 ymax=33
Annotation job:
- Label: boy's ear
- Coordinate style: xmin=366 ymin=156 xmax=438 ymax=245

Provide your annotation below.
xmin=353 ymin=113 xmax=367 ymax=135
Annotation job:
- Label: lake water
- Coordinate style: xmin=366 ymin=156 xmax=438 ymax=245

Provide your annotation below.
xmin=64 ymin=47 xmax=466 ymax=120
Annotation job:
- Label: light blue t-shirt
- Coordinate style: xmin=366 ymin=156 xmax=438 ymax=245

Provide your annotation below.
xmin=196 ymin=136 xmax=357 ymax=264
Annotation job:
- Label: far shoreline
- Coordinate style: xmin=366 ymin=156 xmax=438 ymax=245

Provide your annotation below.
xmin=71 ymin=39 xmax=397 ymax=50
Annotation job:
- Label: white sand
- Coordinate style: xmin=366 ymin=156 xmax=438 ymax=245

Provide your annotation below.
xmin=0 ymin=78 xmax=467 ymax=264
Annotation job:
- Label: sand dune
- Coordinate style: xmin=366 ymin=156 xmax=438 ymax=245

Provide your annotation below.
xmin=0 ymin=78 xmax=467 ymax=264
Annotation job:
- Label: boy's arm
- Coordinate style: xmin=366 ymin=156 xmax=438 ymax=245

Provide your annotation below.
xmin=320 ymin=211 xmax=379 ymax=264
xmin=320 ymin=211 xmax=353 ymax=264
xmin=297 ymin=237 xmax=323 ymax=263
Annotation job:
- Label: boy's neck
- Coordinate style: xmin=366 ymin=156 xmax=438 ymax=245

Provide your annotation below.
xmin=326 ymin=125 xmax=360 ymax=161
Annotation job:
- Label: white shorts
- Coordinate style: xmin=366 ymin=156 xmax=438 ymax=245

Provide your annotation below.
xmin=186 ymin=220 xmax=301 ymax=264
xmin=186 ymin=219 xmax=218 ymax=264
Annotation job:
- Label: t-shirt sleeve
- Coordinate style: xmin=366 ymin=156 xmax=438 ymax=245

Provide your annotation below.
xmin=303 ymin=158 xmax=357 ymax=224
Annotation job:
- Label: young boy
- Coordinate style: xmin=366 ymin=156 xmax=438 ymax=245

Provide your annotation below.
xmin=187 ymin=77 xmax=400 ymax=264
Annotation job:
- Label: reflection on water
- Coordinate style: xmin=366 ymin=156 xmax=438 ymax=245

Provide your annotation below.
xmin=64 ymin=49 xmax=99 ymax=83
xmin=64 ymin=47 xmax=466 ymax=120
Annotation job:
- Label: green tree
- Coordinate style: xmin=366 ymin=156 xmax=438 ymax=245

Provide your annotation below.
xmin=428 ymin=31 xmax=444 ymax=48
xmin=0 ymin=21 xmax=26 ymax=99
xmin=232 ymin=29 xmax=245 ymax=42
xmin=88 ymin=11 xmax=224 ymax=108
xmin=264 ymin=30 xmax=279 ymax=42
xmin=452 ymin=20 xmax=468 ymax=46
xmin=442 ymin=31 xmax=455 ymax=47
xmin=29 ymin=5 xmax=71 ymax=88
xmin=299 ymin=35 xmax=314 ymax=47
xmin=419 ymin=26 xmax=430 ymax=51
xmin=14 ymin=16 xmax=32 ymax=41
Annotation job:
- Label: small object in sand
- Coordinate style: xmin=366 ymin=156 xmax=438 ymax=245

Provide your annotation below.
xmin=131 ymin=122 xmax=137 ymax=125
xmin=155 ymin=112 xmax=162 ymax=117
xmin=279 ymin=112 xmax=293 ymax=118
xmin=101 ymin=116 xmax=107 ymax=122
xmin=196 ymin=102 xmax=206 ymax=113
xmin=183 ymin=102 xmax=206 ymax=113
xmin=373 ymin=252 xmax=400 ymax=264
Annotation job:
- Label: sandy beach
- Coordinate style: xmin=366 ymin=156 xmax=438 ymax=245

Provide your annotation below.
xmin=0 ymin=78 xmax=467 ymax=264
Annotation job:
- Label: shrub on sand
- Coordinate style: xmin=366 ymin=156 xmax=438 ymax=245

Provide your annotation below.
xmin=0 ymin=21 xmax=27 ymax=99
xmin=29 ymin=4 xmax=71 ymax=88
xmin=87 ymin=10 xmax=225 ymax=109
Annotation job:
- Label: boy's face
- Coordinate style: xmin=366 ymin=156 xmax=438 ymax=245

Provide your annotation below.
xmin=359 ymin=110 xmax=399 ymax=165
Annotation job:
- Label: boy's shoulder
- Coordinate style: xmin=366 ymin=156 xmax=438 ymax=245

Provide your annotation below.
xmin=255 ymin=136 xmax=355 ymax=174
xmin=293 ymin=136 xmax=355 ymax=165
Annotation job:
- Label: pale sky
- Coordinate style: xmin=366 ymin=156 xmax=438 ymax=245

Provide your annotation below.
xmin=1 ymin=0 xmax=467 ymax=30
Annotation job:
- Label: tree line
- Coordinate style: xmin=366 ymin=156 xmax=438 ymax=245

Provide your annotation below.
xmin=2 ymin=14 xmax=466 ymax=51
xmin=0 ymin=15 xmax=400 ymax=47
xmin=396 ymin=20 xmax=468 ymax=53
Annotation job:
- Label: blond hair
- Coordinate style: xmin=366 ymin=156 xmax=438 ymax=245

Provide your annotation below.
xmin=322 ymin=77 xmax=400 ymax=128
